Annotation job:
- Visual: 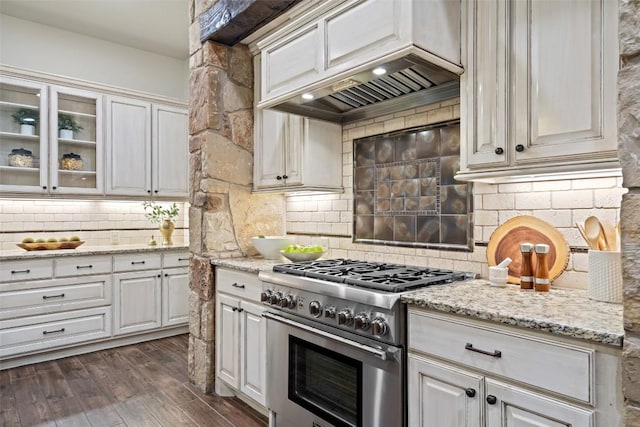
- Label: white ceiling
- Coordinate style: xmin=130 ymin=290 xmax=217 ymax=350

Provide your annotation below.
xmin=0 ymin=0 xmax=190 ymax=60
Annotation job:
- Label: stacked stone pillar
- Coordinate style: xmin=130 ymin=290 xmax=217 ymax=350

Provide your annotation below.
xmin=187 ymin=0 xmax=285 ymax=392
xmin=619 ymin=1 xmax=640 ymax=425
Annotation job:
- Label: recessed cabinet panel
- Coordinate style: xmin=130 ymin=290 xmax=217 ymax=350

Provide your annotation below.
xmin=152 ymin=105 xmax=188 ymax=197
xmin=113 ymin=271 xmax=161 ymax=335
xmin=240 ymin=300 xmax=267 ymax=405
xmin=513 ymin=0 xmax=616 ymax=162
xmin=0 ymin=77 xmax=48 ymax=192
xmin=264 ymin=25 xmax=321 ymax=98
xmin=161 ymin=268 xmax=189 ymax=327
xmin=217 ymin=293 xmax=240 ymax=388
xmin=106 ymin=96 xmax=152 ymax=196
xmin=326 ymin=0 xmax=402 ymax=68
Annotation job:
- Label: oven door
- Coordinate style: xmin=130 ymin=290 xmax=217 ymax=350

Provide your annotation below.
xmin=264 ymin=311 xmax=404 ymax=427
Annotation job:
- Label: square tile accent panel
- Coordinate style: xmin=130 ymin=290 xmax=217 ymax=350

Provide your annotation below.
xmin=353 ymin=120 xmax=473 ymax=251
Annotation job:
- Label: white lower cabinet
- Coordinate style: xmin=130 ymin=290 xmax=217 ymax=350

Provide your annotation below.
xmin=215 ymin=267 xmax=266 ymax=408
xmin=0 ymin=250 xmax=189 ymax=367
xmin=113 ymin=270 xmax=162 ymax=335
xmin=408 ymin=309 xmax=620 ymax=427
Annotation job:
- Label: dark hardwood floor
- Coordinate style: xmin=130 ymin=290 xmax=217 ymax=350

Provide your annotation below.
xmin=0 ymin=335 xmax=268 ymax=427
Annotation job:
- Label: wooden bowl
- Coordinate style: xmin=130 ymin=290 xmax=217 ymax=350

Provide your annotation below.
xmin=17 ymin=241 xmax=85 ymax=251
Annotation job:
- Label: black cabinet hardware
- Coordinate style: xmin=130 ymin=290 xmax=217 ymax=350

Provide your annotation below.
xmin=515 ymin=144 xmax=525 ymax=152
xmin=43 ymin=328 xmax=65 ymax=335
xmin=237 ymin=308 xmax=244 ymax=313
xmin=494 ymin=147 xmax=504 ymax=155
xmin=465 ymin=343 xmax=502 ymax=358
xmin=11 ymin=269 xmax=30 ymax=274
xmin=178 ymin=257 xmax=189 ymax=261
xmin=232 ymin=307 xmax=238 ymax=311
xmin=42 ymin=293 xmax=65 ymax=299
xmin=231 ymin=283 xmax=245 ymax=289
xmin=76 ymin=265 xmax=93 ymax=269
xmin=486 ymin=395 xmax=497 ymax=405
xmin=131 ymin=261 xmax=146 ymax=265
xmin=282 ymin=174 xmax=288 ymax=179
xmin=465 ymin=388 xmax=476 ymax=398
xmin=276 ymin=175 xmax=282 ymax=180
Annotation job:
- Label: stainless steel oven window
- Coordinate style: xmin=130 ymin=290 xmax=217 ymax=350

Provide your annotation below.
xmin=288 ymin=335 xmax=363 ymax=427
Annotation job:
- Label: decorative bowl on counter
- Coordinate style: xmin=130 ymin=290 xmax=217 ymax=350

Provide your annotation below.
xmin=251 ymin=236 xmax=294 ymax=260
xmin=17 ymin=240 xmax=85 ymax=251
xmin=280 ymin=249 xmax=325 ymax=262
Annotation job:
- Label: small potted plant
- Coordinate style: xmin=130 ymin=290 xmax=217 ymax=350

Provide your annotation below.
xmin=11 ymin=109 xmax=39 ymax=135
xmin=58 ymin=114 xmax=83 ymax=140
xmin=143 ymin=201 xmax=180 ymax=245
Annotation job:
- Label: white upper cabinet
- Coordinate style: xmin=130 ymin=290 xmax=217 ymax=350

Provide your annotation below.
xmin=253 ymin=109 xmax=342 ymax=192
xmin=257 ymin=0 xmax=462 ymax=106
xmin=106 ymin=96 xmax=188 ymax=199
xmin=0 ymin=77 xmax=103 ymax=195
xmin=458 ymin=0 xmax=619 ymax=182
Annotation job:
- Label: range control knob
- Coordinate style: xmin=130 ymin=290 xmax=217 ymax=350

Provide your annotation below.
xmin=309 ymin=301 xmax=322 ymax=317
xmin=337 ymin=309 xmax=354 ymax=325
xmin=260 ymin=290 xmax=272 ymax=303
xmin=324 ymin=306 xmax=336 ymax=318
xmin=354 ymin=313 xmax=371 ymax=330
xmin=269 ymin=292 xmax=282 ymax=306
xmin=371 ymin=317 xmax=389 ymax=336
xmin=280 ymin=294 xmax=296 ymax=309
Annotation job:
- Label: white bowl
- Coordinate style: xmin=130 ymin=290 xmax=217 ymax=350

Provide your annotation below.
xmin=280 ymin=249 xmax=325 ymax=262
xmin=251 ymin=236 xmax=294 ymax=260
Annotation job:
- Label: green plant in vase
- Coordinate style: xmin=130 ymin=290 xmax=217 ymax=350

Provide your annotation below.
xmin=58 ymin=114 xmax=83 ymax=139
xmin=11 ymin=109 xmax=39 ymax=135
xmin=142 ymin=201 xmax=180 ymax=245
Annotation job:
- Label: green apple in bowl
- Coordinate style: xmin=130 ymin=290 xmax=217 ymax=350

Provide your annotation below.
xmin=281 ymin=244 xmax=325 ymax=261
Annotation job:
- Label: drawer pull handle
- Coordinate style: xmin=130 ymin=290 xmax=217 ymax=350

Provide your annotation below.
xmin=465 ymin=388 xmax=476 ymax=398
xmin=42 ymin=293 xmax=65 ymax=300
xmin=131 ymin=261 xmax=146 ymax=265
xmin=465 ymin=343 xmax=502 ymax=358
xmin=76 ymin=265 xmax=93 ymax=269
xmin=486 ymin=395 xmax=498 ymax=405
xmin=43 ymin=328 xmax=65 ymax=335
xmin=11 ymin=269 xmax=31 ymax=274
xmin=178 ymin=257 xmax=189 ymax=261
xmin=231 ymin=283 xmax=245 ymax=289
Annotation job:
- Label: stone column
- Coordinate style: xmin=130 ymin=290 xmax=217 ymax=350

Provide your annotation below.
xmin=187 ymin=0 xmax=285 ymax=392
xmin=619 ymin=1 xmax=640 ymax=425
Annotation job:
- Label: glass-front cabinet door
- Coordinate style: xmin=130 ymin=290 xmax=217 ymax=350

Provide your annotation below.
xmin=0 ymin=76 xmax=48 ymax=193
xmin=49 ymin=86 xmax=103 ymax=194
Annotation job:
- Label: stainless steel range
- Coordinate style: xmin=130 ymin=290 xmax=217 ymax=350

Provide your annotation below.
xmin=259 ymin=259 xmax=473 ymax=427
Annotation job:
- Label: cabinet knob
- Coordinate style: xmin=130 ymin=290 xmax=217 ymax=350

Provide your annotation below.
xmin=276 ymin=175 xmax=283 ymax=180
xmin=232 ymin=306 xmax=238 ymax=312
xmin=42 ymin=186 xmax=47 ymax=190
xmin=52 ymin=186 xmax=57 ymax=190
xmin=147 ymin=190 xmax=151 ymax=194
xmin=515 ymin=144 xmax=525 ymax=152
xmin=282 ymin=174 xmax=288 ymax=180
xmin=486 ymin=395 xmax=497 ymax=405
xmin=494 ymin=147 xmax=504 ymax=155
xmin=465 ymin=388 xmax=476 ymax=398
xmin=164 ymin=273 xmax=169 ymax=277
xmin=154 ymin=190 xmax=158 ymax=194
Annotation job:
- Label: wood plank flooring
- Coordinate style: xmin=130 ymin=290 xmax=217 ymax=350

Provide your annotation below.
xmin=0 ymin=335 xmax=268 ymax=427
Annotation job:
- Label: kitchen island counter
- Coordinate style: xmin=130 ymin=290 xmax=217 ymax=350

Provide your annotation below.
xmin=0 ymin=244 xmax=190 ymax=261
xmin=402 ymin=279 xmax=624 ymax=347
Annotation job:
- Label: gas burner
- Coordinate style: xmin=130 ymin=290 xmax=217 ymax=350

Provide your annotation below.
xmin=273 ymin=259 xmax=470 ymax=293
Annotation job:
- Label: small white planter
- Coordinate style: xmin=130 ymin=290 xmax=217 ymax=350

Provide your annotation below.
xmin=59 ymin=129 xmax=74 ymax=139
xmin=20 ymin=124 xmax=35 ymax=135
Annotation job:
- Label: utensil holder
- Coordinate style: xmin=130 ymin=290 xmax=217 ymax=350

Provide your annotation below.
xmin=588 ymin=250 xmax=622 ymax=303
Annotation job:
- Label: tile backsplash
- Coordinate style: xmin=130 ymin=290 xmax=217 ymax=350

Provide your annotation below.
xmin=0 ymin=199 xmax=189 ymax=250
xmin=286 ymin=98 xmax=626 ymax=289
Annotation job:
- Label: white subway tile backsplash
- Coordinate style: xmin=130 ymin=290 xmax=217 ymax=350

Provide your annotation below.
xmin=572 ymin=177 xmax=618 ymax=189
xmin=594 ymin=188 xmax=626 ymax=208
xmin=532 ymin=180 xmax=571 ymax=191
xmin=532 ymin=210 xmax=572 ymax=227
xmin=484 ymin=193 xmax=515 ymax=210
xmin=475 ymin=210 xmax=499 ymax=226
xmin=515 ymin=192 xmax=551 ymax=210
xmin=498 ymin=182 xmax=533 ymax=193
xmin=551 ymin=190 xmax=593 ymax=209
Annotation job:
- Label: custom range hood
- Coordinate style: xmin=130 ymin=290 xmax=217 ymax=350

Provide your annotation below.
xmin=254 ymin=0 xmax=464 ymax=124
xmin=267 ymin=54 xmax=460 ymax=124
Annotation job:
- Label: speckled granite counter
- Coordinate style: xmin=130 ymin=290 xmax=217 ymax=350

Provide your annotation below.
xmin=210 ymin=257 xmax=285 ymax=273
xmin=402 ymin=279 xmax=624 ymax=347
xmin=0 ymin=244 xmax=190 ymax=261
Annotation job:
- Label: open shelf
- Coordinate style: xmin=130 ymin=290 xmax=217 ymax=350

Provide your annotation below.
xmin=0 ymin=131 xmax=40 ymax=141
xmin=57 ymin=137 xmax=96 ymax=146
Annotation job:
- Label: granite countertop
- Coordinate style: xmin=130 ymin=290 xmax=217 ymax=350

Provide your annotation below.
xmin=0 ymin=244 xmax=190 ymax=261
xmin=210 ymin=256 xmax=285 ymax=273
xmin=403 ymin=279 xmax=624 ymax=347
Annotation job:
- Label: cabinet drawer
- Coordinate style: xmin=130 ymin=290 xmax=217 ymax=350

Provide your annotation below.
xmin=163 ymin=251 xmax=191 ymax=268
xmin=408 ymin=310 xmax=594 ymax=403
xmin=55 ymin=256 xmax=112 ymax=277
xmin=113 ymin=253 xmax=161 ymax=272
xmin=0 ymin=259 xmax=53 ymax=283
xmin=0 ymin=275 xmax=112 ymax=320
xmin=0 ymin=307 xmax=112 ymax=358
xmin=216 ymin=268 xmax=262 ymax=302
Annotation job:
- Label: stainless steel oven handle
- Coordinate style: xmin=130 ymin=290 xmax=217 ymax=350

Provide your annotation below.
xmin=263 ymin=311 xmax=392 ymax=361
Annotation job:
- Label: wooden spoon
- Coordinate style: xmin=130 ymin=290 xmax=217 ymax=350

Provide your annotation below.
xmin=601 ymin=221 xmax=617 ymax=252
xmin=584 ymin=216 xmax=607 ymax=251
xmin=576 ymin=223 xmax=591 ymax=248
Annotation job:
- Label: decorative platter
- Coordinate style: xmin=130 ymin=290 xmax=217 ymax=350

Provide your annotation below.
xmin=487 ymin=216 xmax=569 ymax=285
xmin=17 ymin=241 xmax=85 ymax=251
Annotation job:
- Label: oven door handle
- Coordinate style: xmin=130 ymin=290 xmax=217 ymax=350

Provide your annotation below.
xmin=263 ymin=311 xmax=394 ymax=361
